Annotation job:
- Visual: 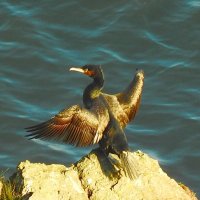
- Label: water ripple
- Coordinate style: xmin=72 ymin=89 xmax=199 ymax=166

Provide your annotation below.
xmin=2 ymin=1 xmax=39 ymax=17
xmin=144 ymin=31 xmax=180 ymax=51
xmin=187 ymin=0 xmax=200 ymax=7
xmin=98 ymin=47 xmax=130 ymax=63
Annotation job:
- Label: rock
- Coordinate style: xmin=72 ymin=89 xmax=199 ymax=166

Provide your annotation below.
xmin=12 ymin=161 xmax=88 ymax=200
xmin=0 ymin=180 xmax=3 ymax=197
xmin=12 ymin=149 xmax=197 ymax=200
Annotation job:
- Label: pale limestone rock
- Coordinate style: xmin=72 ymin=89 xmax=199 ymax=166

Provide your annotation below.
xmin=75 ymin=150 xmax=197 ymax=200
xmin=0 ymin=180 xmax=3 ymax=197
xmin=12 ymin=149 xmax=197 ymax=200
xmin=15 ymin=160 xmax=88 ymax=200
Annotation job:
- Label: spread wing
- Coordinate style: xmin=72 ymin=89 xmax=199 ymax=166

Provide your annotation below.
xmin=26 ymin=105 xmax=105 ymax=147
xmin=114 ymin=69 xmax=144 ymax=123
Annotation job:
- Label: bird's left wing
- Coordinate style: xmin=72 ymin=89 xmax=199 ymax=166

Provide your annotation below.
xmin=26 ymin=105 xmax=105 ymax=147
xmin=114 ymin=69 xmax=144 ymax=123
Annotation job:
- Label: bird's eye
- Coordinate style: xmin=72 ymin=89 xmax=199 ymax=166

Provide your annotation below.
xmin=84 ymin=68 xmax=94 ymax=76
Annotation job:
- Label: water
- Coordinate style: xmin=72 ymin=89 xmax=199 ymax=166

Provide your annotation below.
xmin=1 ymin=0 xmax=200 ymax=196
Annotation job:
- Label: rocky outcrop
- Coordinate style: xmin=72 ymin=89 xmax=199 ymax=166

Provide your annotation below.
xmin=11 ymin=149 xmax=197 ymax=200
xmin=0 ymin=181 xmax=3 ymax=197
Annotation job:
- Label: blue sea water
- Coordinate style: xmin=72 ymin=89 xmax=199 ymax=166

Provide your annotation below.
xmin=0 ymin=0 xmax=200 ymax=196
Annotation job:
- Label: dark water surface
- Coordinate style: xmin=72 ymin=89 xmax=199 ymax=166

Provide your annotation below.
xmin=1 ymin=0 xmax=200 ymax=196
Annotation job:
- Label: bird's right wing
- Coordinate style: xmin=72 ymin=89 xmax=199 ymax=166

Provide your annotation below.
xmin=26 ymin=105 xmax=107 ymax=147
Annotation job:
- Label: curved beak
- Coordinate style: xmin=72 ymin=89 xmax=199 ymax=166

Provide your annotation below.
xmin=69 ymin=67 xmax=84 ymax=73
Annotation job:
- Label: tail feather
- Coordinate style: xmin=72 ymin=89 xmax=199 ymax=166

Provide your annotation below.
xmin=120 ymin=151 xmax=138 ymax=180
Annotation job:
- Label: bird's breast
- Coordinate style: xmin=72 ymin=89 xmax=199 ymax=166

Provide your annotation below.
xmin=101 ymin=94 xmax=129 ymax=128
xmin=90 ymin=98 xmax=110 ymax=136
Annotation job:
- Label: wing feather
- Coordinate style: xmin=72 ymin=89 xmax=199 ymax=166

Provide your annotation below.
xmin=26 ymin=105 xmax=107 ymax=147
xmin=113 ymin=70 xmax=144 ymax=123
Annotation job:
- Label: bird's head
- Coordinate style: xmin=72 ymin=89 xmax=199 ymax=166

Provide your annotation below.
xmin=69 ymin=64 xmax=103 ymax=80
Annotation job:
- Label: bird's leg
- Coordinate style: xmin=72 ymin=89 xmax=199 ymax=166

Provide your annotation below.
xmin=98 ymin=138 xmax=122 ymax=178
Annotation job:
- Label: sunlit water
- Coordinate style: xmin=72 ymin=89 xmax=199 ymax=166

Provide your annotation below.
xmin=0 ymin=0 xmax=200 ymax=196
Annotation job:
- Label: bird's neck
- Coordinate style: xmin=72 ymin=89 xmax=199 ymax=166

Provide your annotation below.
xmin=83 ymin=78 xmax=104 ymax=108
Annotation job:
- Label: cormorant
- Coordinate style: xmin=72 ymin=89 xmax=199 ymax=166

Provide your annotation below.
xmin=26 ymin=65 xmax=144 ymax=179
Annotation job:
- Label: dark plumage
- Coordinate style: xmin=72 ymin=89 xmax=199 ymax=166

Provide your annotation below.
xmin=26 ymin=65 xmax=144 ymax=179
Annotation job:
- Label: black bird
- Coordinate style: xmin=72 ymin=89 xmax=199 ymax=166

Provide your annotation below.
xmin=26 ymin=65 xmax=144 ymax=179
